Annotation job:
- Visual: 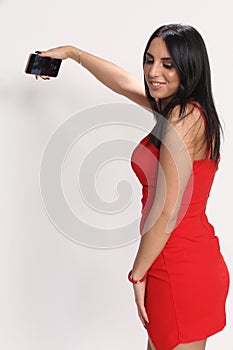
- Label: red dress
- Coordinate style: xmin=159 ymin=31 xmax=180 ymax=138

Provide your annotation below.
xmin=131 ymin=104 xmax=230 ymax=350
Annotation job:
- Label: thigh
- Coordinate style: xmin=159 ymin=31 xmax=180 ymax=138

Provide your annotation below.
xmin=173 ymin=339 xmax=207 ymax=350
xmin=148 ymin=337 xmax=206 ymax=350
xmin=147 ymin=337 xmax=156 ymax=350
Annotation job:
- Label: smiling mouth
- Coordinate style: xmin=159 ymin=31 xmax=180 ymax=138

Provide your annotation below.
xmin=149 ymin=81 xmax=166 ymax=89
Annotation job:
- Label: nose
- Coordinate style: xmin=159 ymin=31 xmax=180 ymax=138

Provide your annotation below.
xmin=148 ymin=61 xmax=162 ymax=78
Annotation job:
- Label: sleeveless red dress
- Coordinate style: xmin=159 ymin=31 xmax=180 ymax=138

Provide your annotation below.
xmin=131 ymin=104 xmax=230 ymax=350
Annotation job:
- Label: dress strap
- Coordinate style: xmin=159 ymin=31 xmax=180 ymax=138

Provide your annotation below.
xmin=188 ymin=102 xmax=206 ymax=123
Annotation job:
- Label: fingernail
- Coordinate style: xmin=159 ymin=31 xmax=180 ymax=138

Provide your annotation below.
xmin=35 ymin=51 xmax=42 ymax=54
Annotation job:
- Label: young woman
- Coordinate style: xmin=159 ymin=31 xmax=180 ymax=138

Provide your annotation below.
xmin=37 ymin=24 xmax=230 ymax=350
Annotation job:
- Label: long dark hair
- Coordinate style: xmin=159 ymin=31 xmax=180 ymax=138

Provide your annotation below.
xmin=143 ymin=24 xmax=222 ymax=161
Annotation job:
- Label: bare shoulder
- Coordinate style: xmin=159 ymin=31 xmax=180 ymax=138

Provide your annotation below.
xmin=165 ymin=103 xmax=207 ymax=160
xmin=168 ymin=103 xmax=205 ymax=139
xmin=168 ymin=103 xmax=203 ymax=124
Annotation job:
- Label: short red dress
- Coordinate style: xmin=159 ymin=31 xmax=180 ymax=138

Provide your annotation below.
xmin=131 ymin=104 xmax=230 ymax=350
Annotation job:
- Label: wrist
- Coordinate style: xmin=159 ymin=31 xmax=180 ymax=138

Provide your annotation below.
xmin=128 ymin=269 xmax=147 ymax=284
xmin=68 ymin=46 xmax=81 ymax=61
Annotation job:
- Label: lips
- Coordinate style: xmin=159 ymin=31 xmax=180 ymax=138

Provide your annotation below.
xmin=148 ymin=80 xmax=166 ymax=90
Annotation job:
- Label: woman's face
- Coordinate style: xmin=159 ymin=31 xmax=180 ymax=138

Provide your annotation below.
xmin=144 ymin=37 xmax=180 ymax=106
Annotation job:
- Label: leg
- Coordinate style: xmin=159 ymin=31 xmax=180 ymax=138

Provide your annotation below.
xmin=147 ymin=337 xmax=206 ymax=350
xmin=147 ymin=337 xmax=156 ymax=350
xmin=173 ymin=339 xmax=207 ymax=350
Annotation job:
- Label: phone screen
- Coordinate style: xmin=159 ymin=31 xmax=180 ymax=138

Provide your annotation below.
xmin=25 ymin=53 xmax=62 ymax=77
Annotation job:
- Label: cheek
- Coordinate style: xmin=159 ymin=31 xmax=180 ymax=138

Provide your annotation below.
xmin=167 ymin=71 xmax=180 ymax=86
xmin=143 ymin=66 xmax=149 ymax=78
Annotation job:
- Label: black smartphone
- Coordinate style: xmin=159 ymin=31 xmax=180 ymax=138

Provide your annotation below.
xmin=25 ymin=53 xmax=62 ymax=77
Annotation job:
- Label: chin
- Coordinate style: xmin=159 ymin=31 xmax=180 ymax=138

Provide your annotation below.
xmin=150 ymin=92 xmax=167 ymax=100
xmin=150 ymin=91 xmax=177 ymax=105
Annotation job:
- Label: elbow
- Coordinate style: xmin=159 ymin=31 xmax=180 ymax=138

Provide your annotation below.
xmin=161 ymin=209 xmax=178 ymax=234
xmin=142 ymin=209 xmax=178 ymax=236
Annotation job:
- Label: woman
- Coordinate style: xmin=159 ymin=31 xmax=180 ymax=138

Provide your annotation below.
xmin=37 ymin=24 xmax=230 ymax=350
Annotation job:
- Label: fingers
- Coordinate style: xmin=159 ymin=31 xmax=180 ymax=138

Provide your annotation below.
xmin=35 ymin=75 xmax=50 ymax=81
xmin=138 ymin=310 xmax=146 ymax=326
xmin=38 ymin=51 xmax=50 ymax=57
xmin=137 ymin=304 xmax=149 ymax=327
xmin=132 ymin=281 xmax=149 ymax=327
xmin=37 ymin=47 xmax=65 ymax=59
xmin=34 ymin=45 xmax=70 ymax=60
xmin=141 ymin=305 xmax=149 ymax=324
xmin=35 ymin=50 xmax=50 ymax=58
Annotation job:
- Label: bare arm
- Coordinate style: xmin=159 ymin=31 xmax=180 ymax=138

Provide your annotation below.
xmin=129 ymin=105 xmax=205 ymax=327
xmin=131 ymin=105 xmax=205 ymax=280
xmin=38 ymin=45 xmax=151 ymax=109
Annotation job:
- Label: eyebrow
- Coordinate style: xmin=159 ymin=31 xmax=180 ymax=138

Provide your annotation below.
xmin=146 ymin=52 xmax=172 ymax=60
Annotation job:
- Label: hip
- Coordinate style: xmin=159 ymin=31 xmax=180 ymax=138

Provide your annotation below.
xmin=148 ymin=235 xmax=229 ymax=282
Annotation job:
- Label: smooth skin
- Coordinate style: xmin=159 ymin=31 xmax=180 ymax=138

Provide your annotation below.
xmin=147 ymin=338 xmax=207 ymax=350
xmin=36 ymin=45 xmax=151 ymax=109
xmin=37 ymin=41 xmax=207 ymax=350
xmin=144 ymin=38 xmax=180 ymax=108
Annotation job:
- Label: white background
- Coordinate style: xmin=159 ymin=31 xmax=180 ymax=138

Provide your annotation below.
xmin=0 ymin=0 xmax=232 ymax=349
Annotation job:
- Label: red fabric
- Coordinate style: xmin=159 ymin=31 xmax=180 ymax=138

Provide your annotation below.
xmin=130 ymin=105 xmax=230 ymax=350
xmin=128 ymin=270 xmax=148 ymax=284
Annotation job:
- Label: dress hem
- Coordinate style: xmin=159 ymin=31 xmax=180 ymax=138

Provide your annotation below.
xmin=147 ymin=322 xmax=226 ymax=350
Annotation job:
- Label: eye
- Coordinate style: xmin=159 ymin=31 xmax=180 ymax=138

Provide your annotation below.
xmin=163 ymin=63 xmax=174 ymax=69
xmin=145 ymin=58 xmax=153 ymax=65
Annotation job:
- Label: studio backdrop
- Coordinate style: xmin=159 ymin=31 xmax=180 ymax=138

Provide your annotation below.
xmin=0 ymin=0 xmax=232 ymax=349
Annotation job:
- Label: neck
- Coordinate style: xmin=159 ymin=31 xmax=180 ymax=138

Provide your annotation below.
xmin=157 ymin=95 xmax=176 ymax=112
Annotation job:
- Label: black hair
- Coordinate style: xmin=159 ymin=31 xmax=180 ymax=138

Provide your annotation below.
xmin=143 ymin=24 xmax=222 ymax=161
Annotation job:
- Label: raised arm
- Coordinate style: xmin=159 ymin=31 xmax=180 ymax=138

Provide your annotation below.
xmin=38 ymin=45 xmax=151 ymax=109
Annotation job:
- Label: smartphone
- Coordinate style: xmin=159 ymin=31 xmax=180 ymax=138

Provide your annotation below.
xmin=25 ymin=53 xmax=62 ymax=77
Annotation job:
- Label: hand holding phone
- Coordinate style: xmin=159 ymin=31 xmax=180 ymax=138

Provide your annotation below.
xmin=25 ymin=52 xmax=62 ymax=78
